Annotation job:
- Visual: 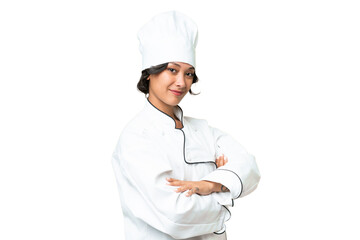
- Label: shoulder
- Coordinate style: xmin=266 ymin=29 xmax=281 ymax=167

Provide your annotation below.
xmin=123 ymin=111 xmax=146 ymax=132
xmin=117 ymin=109 xmax=155 ymax=146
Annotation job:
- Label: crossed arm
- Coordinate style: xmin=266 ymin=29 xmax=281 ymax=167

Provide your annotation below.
xmin=166 ymin=154 xmax=230 ymax=197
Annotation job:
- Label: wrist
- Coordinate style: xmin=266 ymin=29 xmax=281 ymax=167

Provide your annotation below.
xmin=204 ymin=181 xmax=228 ymax=193
xmin=214 ymin=183 xmax=229 ymax=193
xmin=212 ymin=182 xmax=222 ymax=193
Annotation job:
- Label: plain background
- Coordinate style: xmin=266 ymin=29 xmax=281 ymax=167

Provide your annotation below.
xmin=1 ymin=0 xmax=359 ymax=239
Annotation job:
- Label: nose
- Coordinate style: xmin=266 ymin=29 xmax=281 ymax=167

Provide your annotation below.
xmin=175 ymin=74 xmax=186 ymax=88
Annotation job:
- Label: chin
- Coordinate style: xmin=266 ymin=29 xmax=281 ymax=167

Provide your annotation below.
xmin=167 ymin=100 xmax=181 ymax=106
xmin=166 ymin=97 xmax=183 ymax=106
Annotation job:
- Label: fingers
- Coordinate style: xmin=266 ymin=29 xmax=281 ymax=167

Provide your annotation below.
xmin=166 ymin=177 xmax=177 ymax=182
xmin=173 ymin=184 xmax=195 ymax=196
xmin=174 ymin=185 xmax=189 ymax=193
xmin=166 ymin=178 xmax=189 ymax=193
xmin=215 ymin=154 xmax=223 ymax=167
xmin=166 ymin=178 xmax=199 ymax=197
xmin=166 ymin=178 xmax=181 ymax=186
xmin=216 ymin=154 xmax=228 ymax=168
xmin=186 ymin=187 xmax=199 ymax=197
xmin=220 ymin=154 xmax=225 ymax=166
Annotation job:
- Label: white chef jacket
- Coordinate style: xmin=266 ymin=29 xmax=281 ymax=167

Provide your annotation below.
xmin=112 ymin=99 xmax=261 ymax=240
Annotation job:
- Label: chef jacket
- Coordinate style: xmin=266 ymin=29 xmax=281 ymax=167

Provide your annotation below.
xmin=112 ymin=99 xmax=261 ymax=240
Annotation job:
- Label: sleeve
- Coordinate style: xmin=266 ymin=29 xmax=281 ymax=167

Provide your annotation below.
xmin=111 ymin=129 xmax=230 ymax=239
xmin=201 ymin=126 xmax=261 ymax=200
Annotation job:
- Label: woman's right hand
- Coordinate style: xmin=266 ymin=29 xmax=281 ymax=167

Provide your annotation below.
xmin=215 ymin=154 xmax=228 ymax=168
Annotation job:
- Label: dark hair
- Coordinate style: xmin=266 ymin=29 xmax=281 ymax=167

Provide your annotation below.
xmin=137 ymin=62 xmax=199 ymax=95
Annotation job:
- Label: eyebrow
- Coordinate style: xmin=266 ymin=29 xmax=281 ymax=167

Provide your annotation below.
xmin=169 ymin=62 xmax=195 ymax=70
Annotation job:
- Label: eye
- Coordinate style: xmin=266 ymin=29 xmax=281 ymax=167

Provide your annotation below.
xmin=186 ymin=72 xmax=195 ymax=77
xmin=168 ymin=68 xmax=177 ymax=73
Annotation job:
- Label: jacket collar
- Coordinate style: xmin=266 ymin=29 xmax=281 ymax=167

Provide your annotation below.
xmin=144 ymin=98 xmax=184 ymax=129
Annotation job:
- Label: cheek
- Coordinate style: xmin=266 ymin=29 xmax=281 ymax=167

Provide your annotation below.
xmin=150 ymin=77 xmax=168 ymax=93
xmin=186 ymin=79 xmax=194 ymax=89
xmin=158 ymin=74 xmax=174 ymax=89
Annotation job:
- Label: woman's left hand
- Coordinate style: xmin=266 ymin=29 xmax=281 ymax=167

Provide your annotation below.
xmin=166 ymin=178 xmax=217 ymax=197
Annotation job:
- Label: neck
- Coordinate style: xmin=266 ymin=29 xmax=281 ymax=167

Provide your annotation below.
xmin=147 ymin=96 xmax=177 ymax=120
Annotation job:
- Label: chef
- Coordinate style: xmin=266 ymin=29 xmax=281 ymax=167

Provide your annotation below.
xmin=112 ymin=11 xmax=261 ymax=240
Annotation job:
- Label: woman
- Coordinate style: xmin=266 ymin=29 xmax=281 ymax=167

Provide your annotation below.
xmin=112 ymin=11 xmax=260 ymax=240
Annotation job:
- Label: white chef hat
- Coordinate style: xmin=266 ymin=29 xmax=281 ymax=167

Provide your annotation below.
xmin=137 ymin=11 xmax=198 ymax=70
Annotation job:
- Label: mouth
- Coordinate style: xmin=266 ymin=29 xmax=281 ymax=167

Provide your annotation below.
xmin=169 ymin=90 xmax=184 ymax=96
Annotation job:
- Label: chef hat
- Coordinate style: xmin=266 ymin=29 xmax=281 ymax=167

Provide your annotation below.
xmin=137 ymin=11 xmax=198 ymax=70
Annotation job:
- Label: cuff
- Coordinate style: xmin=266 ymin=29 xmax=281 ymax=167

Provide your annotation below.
xmin=201 ymin=169 xmax=243 ymax=199
xmin=212 ymin=191 xmax=233 ymax=207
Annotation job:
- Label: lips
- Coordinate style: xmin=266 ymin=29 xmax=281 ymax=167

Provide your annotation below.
xmin=170 ymin=90 xmax=183 ymax=96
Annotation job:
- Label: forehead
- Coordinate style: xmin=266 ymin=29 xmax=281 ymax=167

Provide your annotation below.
xmin=168 ymin=62 xmax=195 ymax=70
